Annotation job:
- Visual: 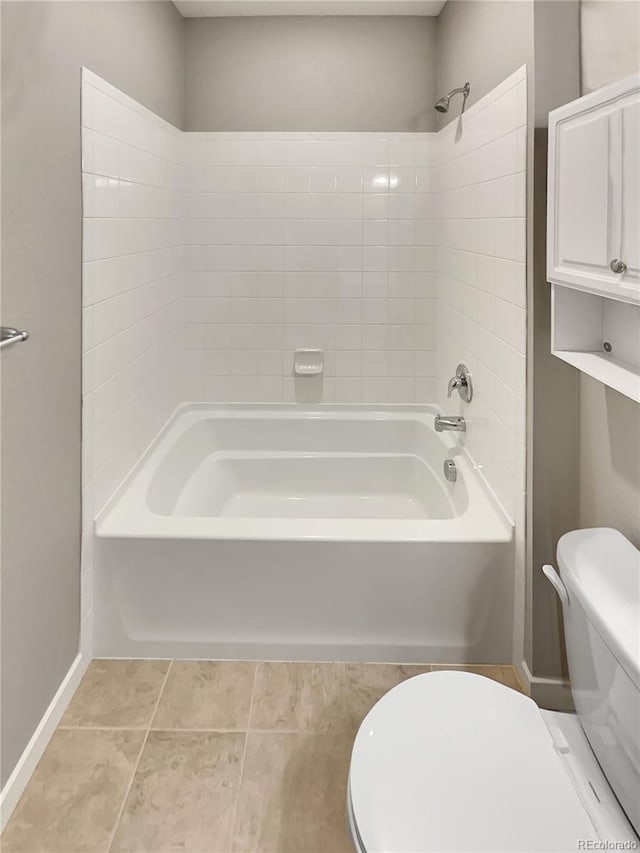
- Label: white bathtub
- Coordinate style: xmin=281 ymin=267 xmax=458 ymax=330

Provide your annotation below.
xmin=95 ymin=404 xmax=514 ymax=662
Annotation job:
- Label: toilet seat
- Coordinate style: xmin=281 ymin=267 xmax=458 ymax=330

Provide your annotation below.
xmin=349 ymin=671 xmax=636 ymax=852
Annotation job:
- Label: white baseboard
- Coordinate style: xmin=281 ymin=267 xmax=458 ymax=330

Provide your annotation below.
xmin=81 ymin=609 xmax=94 ymax=661
xmin=0 ymin=652 xmax=89 ymax=832
xmin=519 ymin=660 xmax=575 ymax=712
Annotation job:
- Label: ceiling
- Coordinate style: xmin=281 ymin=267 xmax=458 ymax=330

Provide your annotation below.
xmin=173 ymin=0 xmax=446 ymax=16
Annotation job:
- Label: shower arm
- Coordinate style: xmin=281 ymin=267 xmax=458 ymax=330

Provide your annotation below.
xmin=452 ymin=83 xmax=471 ymax=113
xmin=448 ymin=85 xmax=470 ymax=99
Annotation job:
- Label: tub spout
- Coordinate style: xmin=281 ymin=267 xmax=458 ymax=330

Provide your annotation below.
xmin=434 ymin=414 xmax=466 ymax=432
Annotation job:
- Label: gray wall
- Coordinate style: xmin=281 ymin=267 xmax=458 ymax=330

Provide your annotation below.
xmin=581 ymin=0 xmax=640 ymax=95
xmin=184 ymin=16 xmax=437 ymax=131
xmin=528 ymin=1 xmax=581 ymax=683
xmin=577 ymin=0 xmax=640 ymax=548
xmin=0 ymin=0 xmax=184 ymax=787
xmin=579 ymin=377 xmax=640 ymax=546
xmin=435 ymin=0 xmax=534 ymax=128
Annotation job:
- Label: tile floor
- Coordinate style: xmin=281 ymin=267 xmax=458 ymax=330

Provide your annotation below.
xmin=2 ymin=660 xmax=524 ymax=853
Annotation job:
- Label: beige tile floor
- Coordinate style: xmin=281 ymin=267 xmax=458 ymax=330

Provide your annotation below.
xmin=2 ymin=660 xmax=524 ymax=853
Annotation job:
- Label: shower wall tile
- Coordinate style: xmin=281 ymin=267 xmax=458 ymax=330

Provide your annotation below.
xmin=80 ymin=69 xmax=184 ymax=654
xmin=181 ymin=132 xmax=439 ymax=404
xmin=435 ymin=64 xmax=527 ymax=536
xmin=434 ymin=67 xmax=528 ymax=674
xmin=80 ymin=68 xmax=529 ymax=664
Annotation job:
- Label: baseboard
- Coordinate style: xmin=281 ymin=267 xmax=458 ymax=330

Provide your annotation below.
xmin=520 ymin=660 xmax=575 ymax=711
xmin=0 ymin=652 xmax=88 ymax=832
xmin=81 ymin=608 xmax=94 ymax=661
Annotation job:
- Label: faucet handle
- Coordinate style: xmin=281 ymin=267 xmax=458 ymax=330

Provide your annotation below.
xmin=447 ymin=364 xmax=473 ymax=403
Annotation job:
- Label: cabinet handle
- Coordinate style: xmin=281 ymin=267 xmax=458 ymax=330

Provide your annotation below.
xmin=610 ymin=259 xmax=627 ymax=274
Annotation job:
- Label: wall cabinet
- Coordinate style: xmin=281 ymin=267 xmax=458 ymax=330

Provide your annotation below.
xmin=548 ymin=73 xmax=640 ymax=402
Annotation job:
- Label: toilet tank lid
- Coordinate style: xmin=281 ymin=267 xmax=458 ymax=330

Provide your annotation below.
xmin=557 ymin=528 xmax=640 ymax=689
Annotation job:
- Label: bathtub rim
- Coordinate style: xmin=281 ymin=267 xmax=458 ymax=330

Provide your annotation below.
xmin=95 ymin=402 xmax=513 ymax=544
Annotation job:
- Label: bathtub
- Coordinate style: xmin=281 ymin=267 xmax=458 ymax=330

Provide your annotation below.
xmin=94 ymin=404 xmax=514 ymax=662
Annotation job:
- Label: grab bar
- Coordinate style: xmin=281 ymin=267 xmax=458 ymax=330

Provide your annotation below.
xmin=0 ymin=327 xmax=30 ymax=350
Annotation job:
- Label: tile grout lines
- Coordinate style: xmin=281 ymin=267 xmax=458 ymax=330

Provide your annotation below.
xmin=49 ymin=661 xmax=525 ymax=853
xmin=3 ymin=661 xmax=526 ymax=851
xmin=105 ymin=659 xmax=174 ymax=853
xmin=229 ymin=662 xmax=260 ymax=849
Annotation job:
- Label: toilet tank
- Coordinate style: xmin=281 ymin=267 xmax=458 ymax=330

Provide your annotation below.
xmin=557 ymin=528 xmax=640 ymax=836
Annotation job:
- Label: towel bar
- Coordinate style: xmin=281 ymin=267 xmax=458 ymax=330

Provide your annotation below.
xmin=0 ymin=327 xmax=30 ymax=350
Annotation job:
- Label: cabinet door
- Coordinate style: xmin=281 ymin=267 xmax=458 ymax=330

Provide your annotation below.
xmin=551 ymin=103 xmax=617 ymax=286
xmin=620 ymin=94 xmax=640 ymax=296
xmin=548 ymin=74 xmax=640 ymax=304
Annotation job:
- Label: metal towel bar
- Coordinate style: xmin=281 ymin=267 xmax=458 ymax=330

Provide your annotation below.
xmin=0 ymin=327 xmax=30 ymax=350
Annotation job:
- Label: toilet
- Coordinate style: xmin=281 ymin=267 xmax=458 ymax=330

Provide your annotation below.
xmin=347 ymin=528 xmax=640 ymax=852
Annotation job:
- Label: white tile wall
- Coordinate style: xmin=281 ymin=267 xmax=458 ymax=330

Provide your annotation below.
xmin=434 ymin=66 xmax=528 ymax=643
xmin=181 ymin=131 xmax=439 ymax=404
xmin=81 ymin=69 xmax=183 ymax=654
xmin=81 ymin=67 xmax=529 ymax=662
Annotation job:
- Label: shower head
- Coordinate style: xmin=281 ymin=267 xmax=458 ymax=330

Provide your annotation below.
xmin=434 ymin=82 xmax=471 ymax=115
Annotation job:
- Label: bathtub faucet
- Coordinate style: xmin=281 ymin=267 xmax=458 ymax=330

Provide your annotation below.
xmin=434 ymin=414 xmax=466 ymax=432
xmin=446 ymin=364 xmax=473 ymax=403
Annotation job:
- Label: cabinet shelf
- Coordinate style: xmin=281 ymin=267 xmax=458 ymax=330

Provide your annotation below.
xmin=552 ymin=349 xmax=640 ymax=402
xmin=550 ymin=284 xmax=640 ymax=402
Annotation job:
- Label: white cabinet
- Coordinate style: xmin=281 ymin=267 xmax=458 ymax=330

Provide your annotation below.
xmin=548 ymin=73 xmax=640 ymax=301
xmin=621 ymin=96 xmax=640 ymax=287
xmin=548 ymin=74 xmax=640 ymax=403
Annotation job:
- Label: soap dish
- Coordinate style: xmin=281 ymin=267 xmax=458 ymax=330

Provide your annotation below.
xmin=294 ymin=349 xmax=324 ymax=376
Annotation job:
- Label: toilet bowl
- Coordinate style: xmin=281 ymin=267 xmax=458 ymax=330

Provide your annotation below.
xmin=347 ymin=528 xmax=640 ymax=852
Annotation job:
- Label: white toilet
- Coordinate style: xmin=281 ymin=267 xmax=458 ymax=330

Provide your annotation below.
xmin=347 ymin=528 xmax=640 ymax=852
